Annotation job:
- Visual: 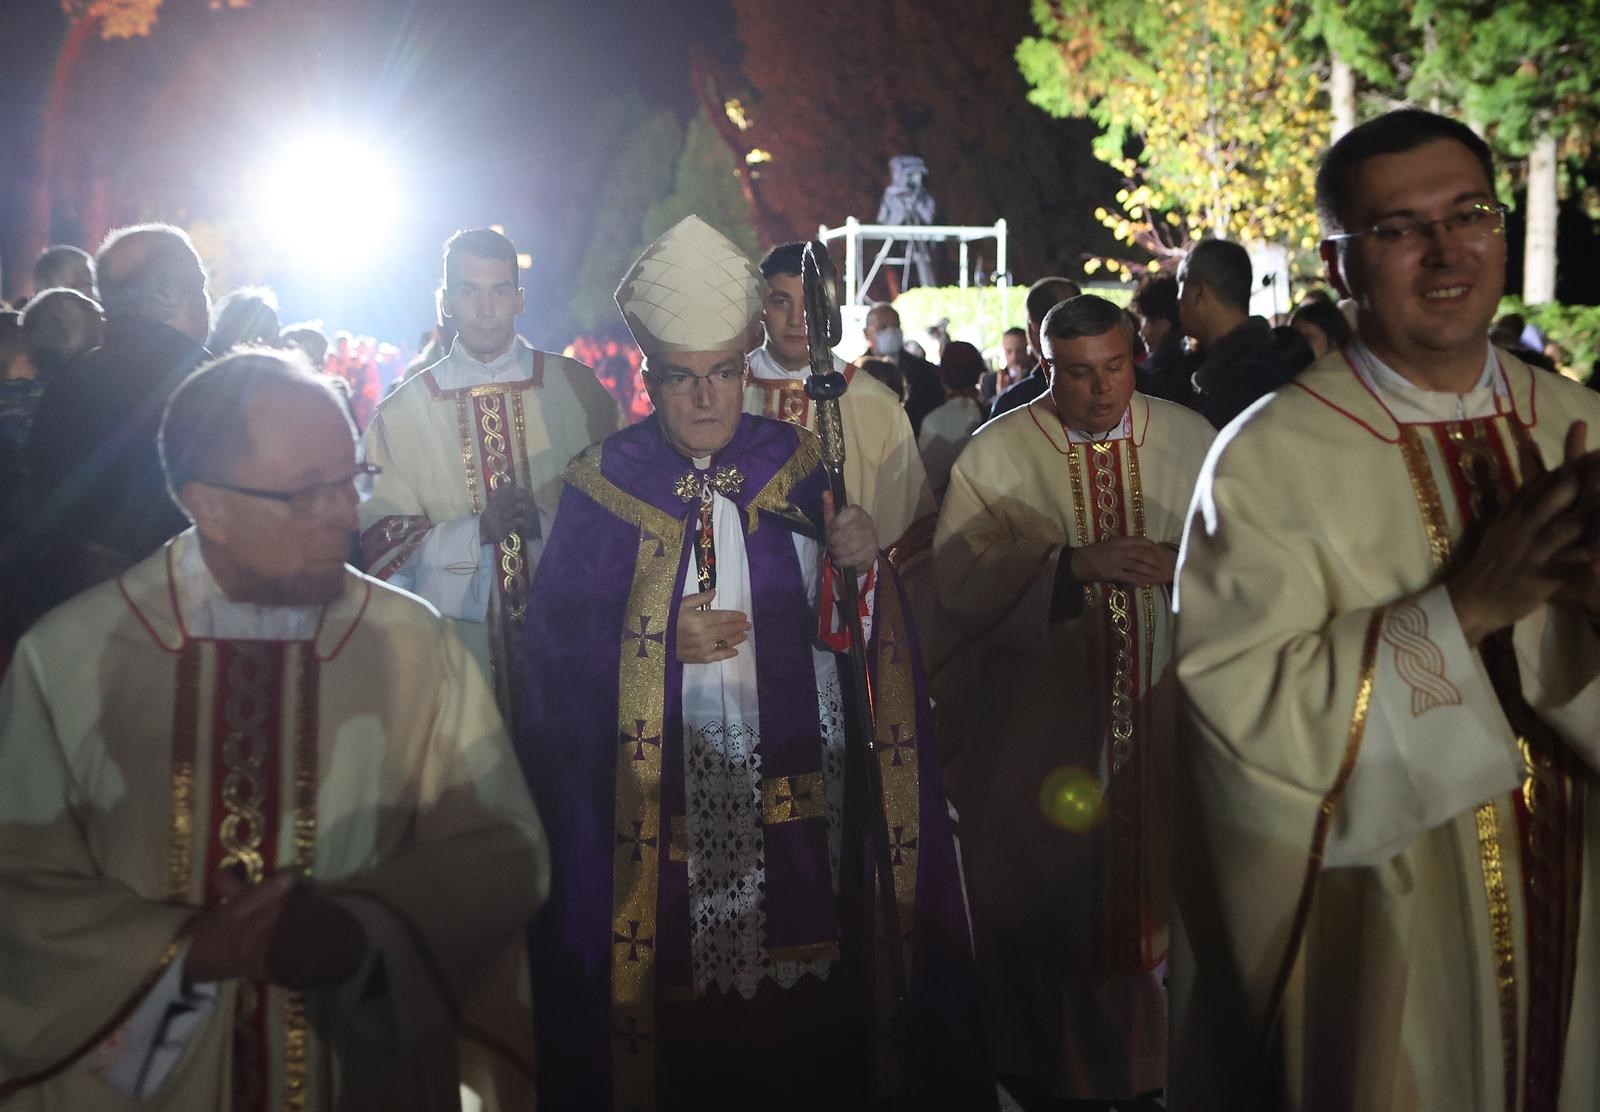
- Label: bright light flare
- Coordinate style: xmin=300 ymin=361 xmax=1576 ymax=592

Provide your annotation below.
xmin=250 ymin=132 xmax=403 ymax=272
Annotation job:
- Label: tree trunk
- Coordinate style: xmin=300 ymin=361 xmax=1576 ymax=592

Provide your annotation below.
xmin=1523 ymin=131 xmax=1558 ymax=305
xmin=1329 ymin=54 xmax=1356 ymax=142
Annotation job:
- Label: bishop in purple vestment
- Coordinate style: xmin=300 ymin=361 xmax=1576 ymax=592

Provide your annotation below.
xmin=517 ymin=216 xmax=991 ymax=1111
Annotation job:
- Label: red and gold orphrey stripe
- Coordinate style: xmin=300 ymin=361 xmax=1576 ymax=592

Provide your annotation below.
xmin=456 ymin=386 xmax=534 ymax=622
xmin=1402 ymin=416 xmax=1583 ymax=1112
xmin=168 ymin=640 xmax=320 ymax=1112
xmin=752 ymin=378 xmax=814 ymax=429
xmin=1066 ymin=438 xmax=1153 ymax=972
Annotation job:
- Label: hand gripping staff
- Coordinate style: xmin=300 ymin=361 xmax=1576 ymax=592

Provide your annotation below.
xmin=800 ymin=241 xmax=914 ymax=1096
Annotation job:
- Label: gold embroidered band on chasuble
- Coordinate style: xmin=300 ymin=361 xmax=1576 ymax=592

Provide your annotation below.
xmin=167 ymin=639 xmax=321 ymax=1112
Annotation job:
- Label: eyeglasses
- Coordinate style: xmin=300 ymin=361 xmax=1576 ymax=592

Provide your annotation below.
xmin=198 ymin=463 xmax=382 ymax=514
xmin=1324 ymin=202 xmax=1507 ymax=250
xmin=649 ymin=366 xmax=746 ymax=396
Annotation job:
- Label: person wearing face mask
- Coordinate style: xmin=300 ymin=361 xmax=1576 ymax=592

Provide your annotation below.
xmin=863 ymin=301 xmax=945 ymax=436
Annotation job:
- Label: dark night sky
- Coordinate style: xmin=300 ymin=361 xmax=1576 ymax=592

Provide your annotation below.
xmin=0 ymin=0 xmax=742 ymax=347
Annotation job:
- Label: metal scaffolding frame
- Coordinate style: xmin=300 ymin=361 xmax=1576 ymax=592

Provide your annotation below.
xmin=817 ymin=216 xmax=1010 ymax=306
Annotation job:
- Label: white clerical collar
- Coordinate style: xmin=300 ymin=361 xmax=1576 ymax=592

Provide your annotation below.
xmin=1062 ymin=404 xmax=1133 ymax=444
xmin=173 ymin=529 xmax=322 ymax=641
xmin=1350 ymin=340 xmax=1504 ymax=423
xmin=748 ymin=343 xmax=845 ymax=381
xmin=431 ymin=337 xmax=532 ymax=390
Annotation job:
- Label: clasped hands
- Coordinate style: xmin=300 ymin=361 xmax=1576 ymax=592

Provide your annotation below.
xmin=184 ymin=869 xmax=367 ymax=991
xmin=1448 ymin=419 xmax=1600 ymax=648
xmin=1069 ymin=535 xmax=1179 ymax=587
xmin=676 ymin=492 xmax=877 ymax=665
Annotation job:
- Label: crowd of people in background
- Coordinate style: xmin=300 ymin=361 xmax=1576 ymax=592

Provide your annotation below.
xmin=2 ymin=105 xmax=1599 ymax=1112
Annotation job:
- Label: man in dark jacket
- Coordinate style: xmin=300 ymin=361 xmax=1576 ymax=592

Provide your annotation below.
xmin=15 ymin=223 xmax=210 ymax=628
xmin=1177 ymin=239 xmax=1308 ymax=428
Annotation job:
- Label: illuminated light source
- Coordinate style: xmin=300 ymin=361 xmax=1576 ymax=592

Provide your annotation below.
xmin=1039 ymin=766 xmax=1106 ymax=833
xmin=745 ymin=149 xmax=772 ymax=165
xmin=249 ymin=131 xmax=403 ymax=273
xmin=516 ymin=252 xmax=533 ymax=271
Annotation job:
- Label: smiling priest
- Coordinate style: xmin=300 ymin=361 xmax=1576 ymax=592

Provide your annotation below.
xmin=518 ymin=215 xmax=992 ymax=1111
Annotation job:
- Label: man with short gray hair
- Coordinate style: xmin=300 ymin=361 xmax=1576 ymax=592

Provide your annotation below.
xmin=17 ymin=223 xmax=212 ymax=627
xmin=932 ymin=293 xmax=1214 ymax=1109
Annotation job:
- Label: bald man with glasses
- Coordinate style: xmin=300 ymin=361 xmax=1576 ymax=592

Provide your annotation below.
xmin=0 ymin=349 xmax=548 ymax=1111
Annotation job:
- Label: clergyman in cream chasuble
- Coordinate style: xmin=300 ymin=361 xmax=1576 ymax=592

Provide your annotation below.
xmin=358 ymin=338 xmax=622 ymax=730
xmin=1171 ymin=349 xmax=1600 ymax=1111
xmin=931 ymin=391 xmax=1215 ymax=1099
xmin=0 ymin=533 xmax=549 ymax=1111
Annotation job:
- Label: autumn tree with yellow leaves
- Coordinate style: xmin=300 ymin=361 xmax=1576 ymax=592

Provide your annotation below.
xmin=1018 ymin=0 xmax=1329 ymax=276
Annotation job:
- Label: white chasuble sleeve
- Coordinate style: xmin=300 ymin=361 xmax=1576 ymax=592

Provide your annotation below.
xmin=1175 ymin=457 xmax=1521 ymax=870
xmin=325 ymin=625 xmax=549 ymax=1045
xmin=933 ymin=457 xmax=1062 ymax=655
xmin=1330 ymin=585 xmax=1523 ymax=865
xmin=392 ymin=515 xmax=493 ymax=623
xmin=362 ymin=407 xmax=493 ymax=623
xmin=861 ymin=398 xmax=935 ymax=549
xmin=1512 ymin=602 xmax=1600 ymax=772
xmin=0 ymin=637 xmax=199 ymax=1085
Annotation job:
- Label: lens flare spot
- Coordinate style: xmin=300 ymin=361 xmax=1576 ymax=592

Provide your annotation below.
xmin=1039 ymin=766 xmax=1106 ymax=833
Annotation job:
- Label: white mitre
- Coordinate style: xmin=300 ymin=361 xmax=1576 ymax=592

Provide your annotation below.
xmin=615 ymin=214 xmax=764 ymax=358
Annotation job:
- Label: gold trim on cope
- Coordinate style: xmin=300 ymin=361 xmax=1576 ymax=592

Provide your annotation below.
xmin=744 ymin=429 xmax=823 ymax=534
xmin=872 ymin=580 xmax=922 ymax=979
xmin=761 ymin=773 xmax=826 ymax=824
xmin=565 ymin=448 xmax=687 ymax=546
xmin=608 ymin=514 xmax=684 ymax=1112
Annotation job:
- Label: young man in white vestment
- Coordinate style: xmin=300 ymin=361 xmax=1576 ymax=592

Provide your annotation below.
xmin=1172 ymin=109 xmax=1600 ymax=1110
xmin=0 ymin=349 xmax=549 ymax=1110
xmin=932 ymin=295 xmax=1215 ymax=1109
xmin=359 ymin=227 xmax=622 ymax=732
xmin=744 ymin=241 xmax=936 ymax=557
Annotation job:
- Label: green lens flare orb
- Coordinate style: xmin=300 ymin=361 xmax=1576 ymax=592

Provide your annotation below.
xmin=1039 ymin=766 xmax=1106 ymax=832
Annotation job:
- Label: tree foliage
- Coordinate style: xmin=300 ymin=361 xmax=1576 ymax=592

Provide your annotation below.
xmin=640 ymin=114 xmax=760 ymax=261
xmin=1019 ymin=0 xmax=1329 ymax=274
xmin=1304 ymin=0 xmax=1600 ymax=156
xmin=568 ymin=98 xmax=684 ymax=332
xmin=567 ymin=104 xmax=761 ymax=333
